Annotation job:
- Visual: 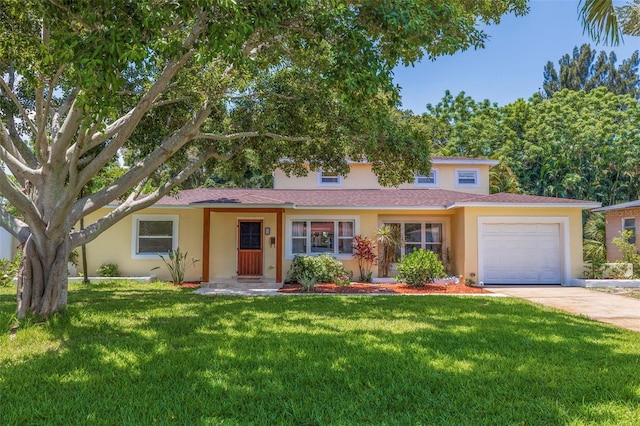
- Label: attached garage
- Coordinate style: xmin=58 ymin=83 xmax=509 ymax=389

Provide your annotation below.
xmin=478 ymin=219 xmax=567 ymax=285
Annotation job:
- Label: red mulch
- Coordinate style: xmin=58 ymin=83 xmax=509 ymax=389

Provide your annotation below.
xmin=278 ymin=282 xmax=489 ymax=294
xmin=172 ymin=281 xmax=202 ymax=289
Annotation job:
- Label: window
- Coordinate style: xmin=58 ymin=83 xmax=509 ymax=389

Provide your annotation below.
xmin=415 ymin=169 xmax=439 ymax=187
xmin=456 ymin=169 xmax=479 ymax=187
xmin=385 ymin=221 xmax=443 ymax=258
xmin=132 ymin=215 xmax=178 ymax=258
xmin=623 ymin=218 xmax=636 ymax=244
xmin=289 ymin=219 xmax=355 ymax=256
xmin=318 ymin=170 xmax=342 ymax=186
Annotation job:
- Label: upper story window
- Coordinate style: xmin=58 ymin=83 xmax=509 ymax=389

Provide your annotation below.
xmin=415 ymin=169 xmax=439 ymax=187
xmin=455 ymin=169 xmax=479 ymax=187
xmin=132 ymin=214 xmax=178 ymax=259
xmin=623 ymin=218 xmax=636 ymax=244
xmin=318 ymin=170 xmax=342 ymax=186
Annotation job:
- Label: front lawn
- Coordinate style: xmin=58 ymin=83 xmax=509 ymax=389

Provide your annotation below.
xmin=1 ymin=281 xmax=639 ymax=425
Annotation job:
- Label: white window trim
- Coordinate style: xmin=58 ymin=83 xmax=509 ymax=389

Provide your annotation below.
xmin=131 ymin=214 xmax=179 ymax=259
xmin=379 ymin=217 xmax=449 ymax=258
xmin=317 ymin=170 xmax=343 ymax=187
xmin=286 ymin=215 xmax=359 ymax=259
xmin=455 ymin=168 xmax=480 ymax=188
xmin=414 ymin=169 xmax=439 ymax=187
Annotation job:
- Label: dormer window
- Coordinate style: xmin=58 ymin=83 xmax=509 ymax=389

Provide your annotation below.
xmin=318 ymin=170 xmax=342 ymax=186
xmin=455 ymin=169 xmax=479 ymax=187
xmin=415 ymin=169 xmax=438 ymax=187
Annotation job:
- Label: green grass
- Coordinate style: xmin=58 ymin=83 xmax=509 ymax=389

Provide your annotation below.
xmin=1 ymin=281 xmax=640 ymax=425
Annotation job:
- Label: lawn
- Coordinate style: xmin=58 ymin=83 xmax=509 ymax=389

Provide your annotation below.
xmin=1 ymin=281 xmax=639 ymax=425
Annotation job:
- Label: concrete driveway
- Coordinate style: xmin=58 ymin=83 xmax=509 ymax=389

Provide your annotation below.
xmin=487 ymin=286 xmax=640 ymax=333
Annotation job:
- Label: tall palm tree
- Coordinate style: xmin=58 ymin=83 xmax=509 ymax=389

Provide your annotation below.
xmin=579 ymin=0 xmax=640 ymax=45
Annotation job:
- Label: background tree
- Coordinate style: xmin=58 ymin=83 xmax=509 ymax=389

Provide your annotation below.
xmin=542 ymin=44 xmax=639 ymax=98
xmin=579 ymin=0 xmax=639 ymax=44
xmin=0 ymin=0 xmax=529 ymax=318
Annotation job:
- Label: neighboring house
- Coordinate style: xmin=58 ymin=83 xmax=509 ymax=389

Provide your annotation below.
xmin=82 ymin=157 xmax=600 ymax=285
xmin=0 ymin=227 xmax=15 ymax=260
xmin=592 ymin=201 xmax=640 ymax=262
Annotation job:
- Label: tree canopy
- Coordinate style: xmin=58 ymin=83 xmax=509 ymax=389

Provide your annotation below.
xmin=0 ymin=0 xmax=528 ymax=317
xmin=542 ymin=44 xmax=639 ymax=99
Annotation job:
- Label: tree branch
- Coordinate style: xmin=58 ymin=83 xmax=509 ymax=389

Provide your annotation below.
xmin=195 ymin=131 xmax=312 ymax=142
xmin=0 ymin=207 xmax=31 ymax=244
xmin=0 ymin=168 xmax=44 ymax=237
xmin=70 ymin=100 xmax=213 ymax=224
xmin=70 ymin=145 xmax=220 ymax=248
xmin=74 ymin=12 xmax=211 ymax=169
xmin=0 ymin=75 xmax=38 ymax=136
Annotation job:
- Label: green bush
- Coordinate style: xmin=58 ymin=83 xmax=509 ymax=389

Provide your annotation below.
xmin=612 ymin=230 xmax=640 ymax=278
xmin=396 ymin=249 xmax=445 ymax=287
xmin=299 ymin=273 xmax=317 ymax=292
xmin=0 ymin=250 xmax=22 ymax=287
xmin=97 ymin=262 xmax=120 ymax=277
xmin=287 ymin=254 xmax=347 ymax=284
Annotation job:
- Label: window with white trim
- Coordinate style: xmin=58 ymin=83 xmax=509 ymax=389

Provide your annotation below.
xmin=623 ymin=218 xmax=636 ymax=244
xmin=318 ymin=170 xmax=342 ymax=186
xmin=384 ymin=221 xmax=444 ymax=258
xmin=289 ymin=219 xmax=355 ymax=256
xmin=455 ymin=169 xmax=479 ymax=187
xmin=415 ymin=169 xmax=439 ymax=187
xmin=132 ymin=215 xmax=178 ymax=258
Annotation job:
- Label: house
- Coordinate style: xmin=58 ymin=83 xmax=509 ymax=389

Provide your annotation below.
xmin=592 ymin=201 xmax=640 ymax=262
xmin=81 ymin=157 xmax=600 ymax=285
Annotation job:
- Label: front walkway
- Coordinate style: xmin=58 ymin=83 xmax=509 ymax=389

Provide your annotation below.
xmin=487 ymin=286 xmax=640 ymax=333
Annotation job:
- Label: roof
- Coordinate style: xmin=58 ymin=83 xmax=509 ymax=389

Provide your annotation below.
xmin=155 ymin=188 xmax=599 ymax=210
xmin=592 ymin=200 xmax=640 ymax=212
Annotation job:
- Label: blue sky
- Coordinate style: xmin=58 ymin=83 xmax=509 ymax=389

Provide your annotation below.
xmin=393 ymin=0 xmax=640 ymax=114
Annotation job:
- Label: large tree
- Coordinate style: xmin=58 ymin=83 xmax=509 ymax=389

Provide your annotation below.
xmin=0 ymin=1 xmax=528 ymax=318
xmin=542 ymin=44 xmax=639 ymax=99
xmin=423 ymin=88 xmax=640 ymax=203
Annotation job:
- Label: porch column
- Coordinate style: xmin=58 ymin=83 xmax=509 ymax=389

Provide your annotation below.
xmin=202 ymin=208 xmax=210 ymax=282
xmin=276 ymin=209 xmax=283 ymax=283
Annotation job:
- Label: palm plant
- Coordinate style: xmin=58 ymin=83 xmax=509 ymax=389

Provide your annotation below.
xmin=584 ymin=212 xmax=607 ymax=264
xmin=376 ymin=224 xmax=401 ymax=278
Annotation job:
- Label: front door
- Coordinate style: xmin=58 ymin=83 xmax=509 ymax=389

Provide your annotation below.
xmin=237 ymin=220 xmax=263 ymax=276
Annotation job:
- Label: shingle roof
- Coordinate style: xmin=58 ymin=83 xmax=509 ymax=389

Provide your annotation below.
xmin=156 ymin=188 xmax=599 ymax=210
xmin=592 ymin=200 xmax=640 ymax=212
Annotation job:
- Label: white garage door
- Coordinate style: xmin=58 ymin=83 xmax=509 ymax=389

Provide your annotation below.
xmin=481 ymin=223 xmax=562 ymax=284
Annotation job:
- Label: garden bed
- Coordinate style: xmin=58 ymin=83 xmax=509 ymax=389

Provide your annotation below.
xmin=278 ymin=282 xmax=489 ymax=294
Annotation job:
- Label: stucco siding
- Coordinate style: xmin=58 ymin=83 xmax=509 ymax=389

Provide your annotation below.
xmin=82 ymin=208 xmax=203 ymax=282
xmin=604 ymin=209 xmax=640 ymax=262
xmin=459 ymin=207 xmax=585 ymax=284
xmin=208 ymin=211 xmax=278 ymax=280
xmin=274 ymin=163 xmax=492 ymax=194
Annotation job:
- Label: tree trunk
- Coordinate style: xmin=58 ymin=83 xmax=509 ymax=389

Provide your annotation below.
xmin=16 ymin=234 xmax=70 ymax=318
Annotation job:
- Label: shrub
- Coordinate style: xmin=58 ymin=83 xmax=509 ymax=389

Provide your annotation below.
xmin=376 ymin=224 xmax=401 ymax=278
xmin=396 ymin=249 xmax=445 ymax=287
xmin=353 ymin=234 xmax=376 ymax=282
xmin=299 ymin=273 xmax=317 ymax=292
xmin=287 ymin=254 xmax=346 ymax=284
xmin=151 ymin=247 xmax=199 ymax=284
xmin=334 ymin=274 xmax=351 ymax=286
xmin=0 ymin=250 xmax=22 ymax=287
xmin=97 ymin=262 xmax=120 ymax=277
xmin=612 ymin=230 xmax=640 ymax=278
